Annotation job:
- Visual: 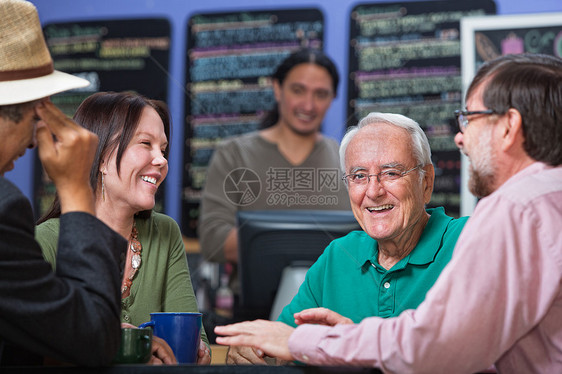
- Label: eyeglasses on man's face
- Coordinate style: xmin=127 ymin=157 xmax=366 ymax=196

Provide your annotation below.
xmin=342 ymin=165 xmax=421 ymax=187
xmin=454 ymin=109 xmax=496 ymax=133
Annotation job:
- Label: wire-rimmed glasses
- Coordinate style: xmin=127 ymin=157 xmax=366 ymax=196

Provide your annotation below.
xmin=342 ymin=165 xmax=421 ymax=187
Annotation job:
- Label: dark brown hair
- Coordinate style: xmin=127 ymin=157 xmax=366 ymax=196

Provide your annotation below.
xmin=467 ymin=53 xmax=562 ymax=165
xmin=38 ymin=91 xmax=171 ymax=223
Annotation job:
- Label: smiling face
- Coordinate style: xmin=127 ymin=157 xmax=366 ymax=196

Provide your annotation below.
xmin=0 ymin=103 xmax=38 ymax=176
xmin=273 ymin=63 xmax=335 ymax=136
xmin=345 ymin=123 xmax=433 ymax=246
xmin=101 ymin=106 xmax=168 ymax=215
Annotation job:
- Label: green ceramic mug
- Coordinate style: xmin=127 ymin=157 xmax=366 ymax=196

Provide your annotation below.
xmin=113 ymin=327 xmax=153 ymax=364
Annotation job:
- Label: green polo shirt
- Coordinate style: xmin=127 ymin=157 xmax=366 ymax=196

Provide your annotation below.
xmin=277 ymin=207 xmax=468 ymax=325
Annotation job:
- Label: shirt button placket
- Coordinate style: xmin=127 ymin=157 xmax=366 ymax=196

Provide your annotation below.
xmin=379 ymin=276 xmax=393 ymax=317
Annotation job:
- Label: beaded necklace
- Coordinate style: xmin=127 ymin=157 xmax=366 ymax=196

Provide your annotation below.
xmin=121 ymin=223 xmax=142 ymax=298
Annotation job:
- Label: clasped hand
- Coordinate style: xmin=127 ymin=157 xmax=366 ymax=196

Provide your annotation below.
xmin=217 ymin=308 xmax=353 ymax=364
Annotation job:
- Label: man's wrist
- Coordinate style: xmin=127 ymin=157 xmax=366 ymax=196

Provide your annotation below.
xmin=58 ymin=185 xmax=95 ymax=215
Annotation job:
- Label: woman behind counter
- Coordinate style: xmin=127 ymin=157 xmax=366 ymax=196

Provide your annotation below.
xmin=36 ymin=91 xmax=210 ymax=364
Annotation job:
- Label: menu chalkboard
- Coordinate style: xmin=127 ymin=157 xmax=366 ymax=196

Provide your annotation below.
xmin=182 ymin=9 xmax=324 ymax=236
xmin=34 ymin=19 xmax=171 ymax=219
xmin=347 ymin=0 xmax=496 ymax=217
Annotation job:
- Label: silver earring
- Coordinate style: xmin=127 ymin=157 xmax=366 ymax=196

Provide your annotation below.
xmin=101 ymin=173 xmax=105 ymax=202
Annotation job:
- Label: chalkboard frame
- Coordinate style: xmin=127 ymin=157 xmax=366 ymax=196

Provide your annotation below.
xmin=182 ymin=7 xmax=325 ymax=237
xmin=347 ymin=0 xmax=496 ymax=218
xmin=34 ymin=18 xmax=172 ymax=220
xmin=459 ymin=12 xmax=562 ymax=215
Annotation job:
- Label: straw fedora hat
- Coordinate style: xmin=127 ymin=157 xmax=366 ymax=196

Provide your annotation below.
xmin=0 ymin=0 xmax=89 ymax=105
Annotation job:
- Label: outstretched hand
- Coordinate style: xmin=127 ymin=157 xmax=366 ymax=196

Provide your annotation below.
xmin=215 ymin=320 xmax=295 ymax=362
xmin=35 ymin=100 xmax=98 ymax=215
xmin=294 ymin=307 xmax=353 ymax=326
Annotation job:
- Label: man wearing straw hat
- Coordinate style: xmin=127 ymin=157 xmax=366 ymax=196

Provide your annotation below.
xmin=0 ymin=0 xmax=127 ymax=366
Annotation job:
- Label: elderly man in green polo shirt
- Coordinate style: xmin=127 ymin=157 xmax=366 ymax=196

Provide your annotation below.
xmin=227 ymin=112 xmax=467 ymax=364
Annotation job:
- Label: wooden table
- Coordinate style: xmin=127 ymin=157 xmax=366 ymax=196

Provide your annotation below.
xmin=210 ymin=344 xmax=228 ymax=365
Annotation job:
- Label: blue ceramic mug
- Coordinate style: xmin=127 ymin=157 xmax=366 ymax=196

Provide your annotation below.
xmin=139 ymin=312 xmax=202 ymax=364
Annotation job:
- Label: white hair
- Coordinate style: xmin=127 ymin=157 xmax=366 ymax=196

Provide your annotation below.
xmin=339 ymin=112 xmax=432 ymax=173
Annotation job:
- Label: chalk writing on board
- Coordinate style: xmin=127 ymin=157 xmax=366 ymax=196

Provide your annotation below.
xmin=474 ymin=26 xmax=562 ymax=65
xmin=348 ymin=1 xmax=496 ymax=217
xmin=182 ymin=9 xmax=324 ymax=236
xmin=34 ymin=19 xmax=171 ymax=220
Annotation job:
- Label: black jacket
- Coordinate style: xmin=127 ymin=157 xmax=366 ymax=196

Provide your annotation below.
xmin=0 ymin=177 xmax=126 ymax=366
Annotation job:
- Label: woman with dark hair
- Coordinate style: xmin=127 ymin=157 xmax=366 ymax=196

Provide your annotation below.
xmin=36 ymin=92 xmax=210 ymax=365
xmin=198 ymin=47 xmax=350 ymax=301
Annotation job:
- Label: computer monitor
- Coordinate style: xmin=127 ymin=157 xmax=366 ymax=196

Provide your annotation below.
xmin=236 ymin=210 xmax=361 ymax=320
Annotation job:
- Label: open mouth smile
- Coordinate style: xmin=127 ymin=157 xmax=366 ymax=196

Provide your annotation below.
xmin=141 ymin=175 xmax=157 ymax=185
xmin=367 ymin=204 xmax=394 ymax=212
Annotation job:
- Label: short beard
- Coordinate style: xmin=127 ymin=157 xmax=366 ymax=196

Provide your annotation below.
xmin=469 ymin=166 xmax=496 ymax=198
xmin=467 ymin=123 xmax=498 ymax=198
